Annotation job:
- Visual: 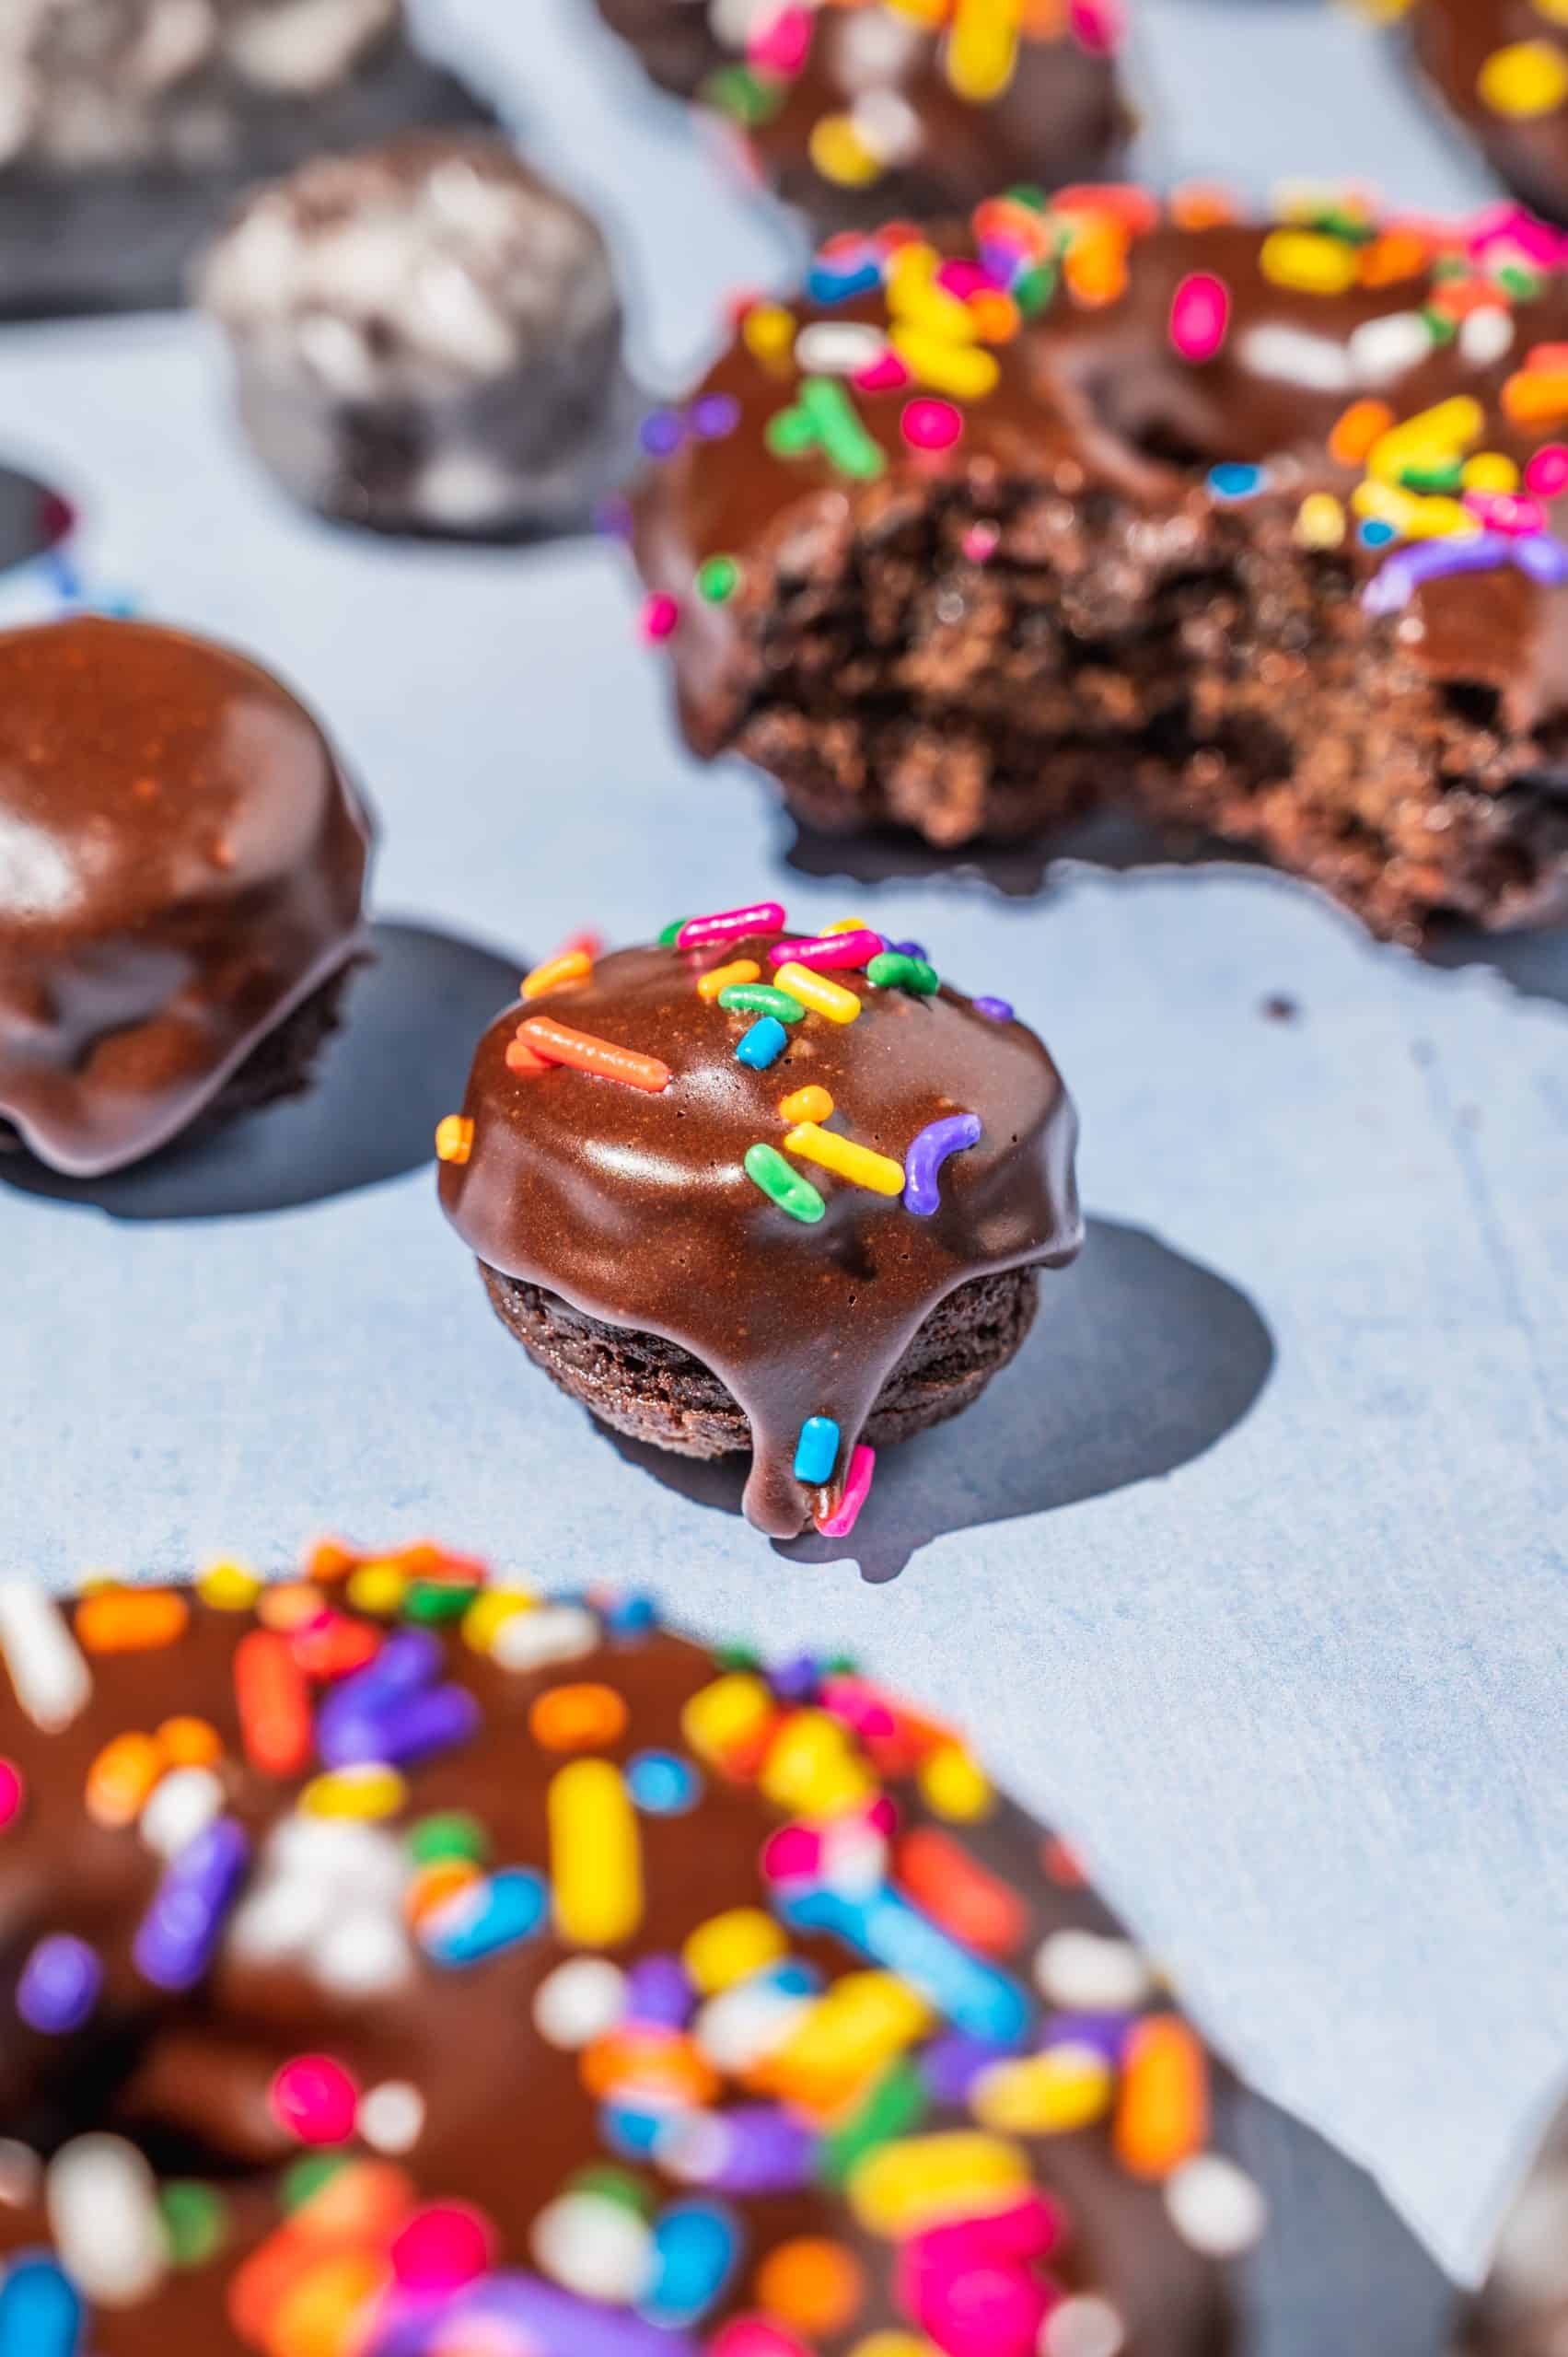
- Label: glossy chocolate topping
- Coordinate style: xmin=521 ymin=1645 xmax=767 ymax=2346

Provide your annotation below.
xmin=0 ymin=616 xmax=371 ymax=1176
xmin=1407 ymin=0 xmax=1568 ymax=228
xmin=0 ymin=1550 xmax=1253 ymax=2353
xmin=439 ymin=933 xmax=1080 ymax=1538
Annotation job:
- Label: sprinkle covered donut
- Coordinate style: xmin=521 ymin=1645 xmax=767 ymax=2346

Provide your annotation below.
xmin=0 ymin=1543 xmax=1267 ymax=2354
xmin=630 ymin=185 xmax=1568 ymax=938
xmin=594 ymin=0 xmax=1131 ymax=235
xmin=1398 ymin=0 xmax=1568 ymax=229
xmin=436 ymin=911 xmax=1081 ymax=1539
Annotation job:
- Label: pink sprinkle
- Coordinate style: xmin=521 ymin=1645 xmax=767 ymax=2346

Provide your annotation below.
xmin=1069 ymin=0 xmax=1123 ymax=52
xmin=391 ymin=2201 xmax=496 ymax=2294
xmin=760 ymin=1823 xmax=825 ymax=1885
xmin=0 ymin=1760 xmax=21 ymax=1832
xmin=711 ymin=2321 xmax=812 ymax=2357
xmin=748 ymin=2 xmax=811 ymax=75
xmin=815 ymin=1444 xmax=876 ymax=1538
xmin=767 ymin=928 xmax=882 ymax=970
xmin=270 ymin=2055 xmax=358 ymax=2146
xmin=1461 ymin=490 xmax=1548 ymax=537
xmin=1467 ymin=202 xmax=1568 ymax=269
xmin=640 ymin=593 xmax=679 ymax=643
xmin=906 ymin=2260 xmax=1056 ymax=2357
xmin=1170 ymin=271 xmax=1229 ymax=364
xmin=905 ymin=2194 xmax=1064 ymax=2277
xmin=1526 ymin=443 xmax=1568 ymax=496
xmin=677 ymin=901 xmax=785 ymax=948
xmin=936 ymin=260 xmax=993 ymax=301
xmin=855 ymin=351 xmax=912 ymax=394
xmin=963 ymin=521 xmax=1001 ymax=563
xmin=818 ymin=1675 xmax=900 ymax=1740
xmin=901 ymin=397 xmax=964 ymax=452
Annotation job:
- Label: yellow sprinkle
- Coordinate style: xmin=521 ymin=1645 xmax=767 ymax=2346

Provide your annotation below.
xmin=848 ymin=2132 xmax=1030 ymax=2237
xmin=888 ymin=266 xmax=978 ymax=343
xmin=1294 ymin=492 xmax=1346 ymax=551
xmin=945 ymin=0 xmax=1022 ymax=102
xmin=681 ymin=1672 xmax=773 ymax=1766
xmin=772 ymin=963 xmax=862 ymax=1024
xmin=889 ymin=325 xmax=1000 ymax=400
xmin=684 ymin=1908 xmax=787 ymax=1995
xmin=196 ymin=1560 xmax=261 ymax=1611
xmin=884 ymin=242 xmax=942 ymax=306
xmin=758 ymin=1709 xmax=876 ymax=1817
xmin=697 ymin=958 xmax=761 ymax=1001
xmin=779 ymin=1084 xmax=834 ymax=1125
xmin=848 ymin=2339 xmax=937 ymax=2357
xmin=435 ymin=1114 xmax=473 ymax=1166
xmin=884 ymin=0 xmax=948 ymax=21
xmin=742 ymin=304 xmax=796 ymax=364
xmin=971 ymin=2047 xmax=1114 ymax=2133
xmin=1351 ymin=479 xmax=1422 ymax=531
xmin=769 ymin=1973 xmax=933 ymax=2110
xmin=784 ymin=1120 xmax=903 ymax=1195
xmin=345 ymin=1563 xmax=409 ymax=1617
xmin=521 ymin=949 xmax=592 ymax=1001
xmin=1535 ymin=0 xmax=1568 ymax=23
xmin=462 ymin=1589 xmax=536 ymax=1654
xmin=1400 ymin=495 xmax=1481 ymax=540
xmin=1461 ymin=451 xmax=1520 ymax=493
xmin=550 ymin=1759 xmax=643 ymax=1947
xmin=86 ymin=1733 xmax=164 ymax=1828
xmin=808 ymin=114 xmax=884 ymax=188
xmin=1478 ymin=38 xmax=1568 ymax=118
xmin=917 ymin=1740 xmax=995 ymax=1821
xmin=300 ymin=1766 xmax=409 ymax=1821
xmin=1367 ymin=395 xmax=1484 ymax=480
xmin=1258 ymin=229 xmax=1361 ymax=296
xmin=824 ymin=917 xmax=872 ymax=935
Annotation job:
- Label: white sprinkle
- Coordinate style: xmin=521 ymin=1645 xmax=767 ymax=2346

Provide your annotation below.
xmin=359 ymin=2081 xmax=425 ymax=2155
xmin=851 ymin=87 xmax=923 ymax=168
xmin=315 ymin=1908 xmax=412 ymax=1996
xmin=0 ymin=1587 xmax=90 ymax=1731
xmin=532 ymin=2191 xmax=653 ymax=2304
xmin=48 ymin=2134 xmax=167 ymax=2306
xmin=694 ymin=1979 xmax=809 ymax=2075
xmin=1349 ymin=311 xmax=1434 ymax=389
xmin=140 ymin=1767 xmax=225 ymax=1860
xmin=655 ymin=2112 xmax=729 ymax=2188
xmin=487 ymin=1602 xmax=598 ymax=1674
xmin=1164 ymin=2154 xmax=1270 ymax=2257
xmin=1040 ymin=2293 xmax=1127 ymax=2357
xmin=1238 ymin=324 xmax=1352 ymax=393
xmin=794 ymin=322 xmax=887 ymax=378
xmin=1033 ymin=1929 xmax=1152 ymax=2012
xmin=1459 ymin=306 xmax=1515 ymax=367
xmin=533 ymin=1957 xmax=627 ymax=2050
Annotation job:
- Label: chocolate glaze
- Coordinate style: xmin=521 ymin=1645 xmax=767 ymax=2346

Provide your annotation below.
xmin=0 ymin=616 xmax=371 ymax=1176
xmin=1406 ymin=0 xmax=1568 ymax=228
xmin=597 ymin=0 xmax=1129 ymax=230
xmin=439 ymin=935 xmax=1080 ymax=1537
xmin=0 ymin=1560 xmax=1246 ymax=2353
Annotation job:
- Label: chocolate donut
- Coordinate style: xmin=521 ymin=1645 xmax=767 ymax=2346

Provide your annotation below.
xmin=1459 ymin=2089 xmax=1568 ymax=2356
xmin=0 ymin=1543 xmax=1268 ymax=2352
xmin=200 ymin=134 xmax=640 ymax=540
xmin=0 ymin=616 xmax=371 ymax=1177
xmin=596 ymin=0 xmax=1130 ymax=235
xmin=629 ymin=187 xmax=1568 ymax=938
xmin=0 ymin=0 xmax=494 ymax=318
xmin=436 ymin=911 xmax=1081 ymax=1539
xmin=1402 ymin=0 xmax=1568 ymax=229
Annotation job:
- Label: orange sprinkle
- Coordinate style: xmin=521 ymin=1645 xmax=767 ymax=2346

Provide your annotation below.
xmin=75 ymin=1588 xmax=189 ymax=1655
xmin=1429 ymin=275 xmax=1504 ymax=319
xmin=435 ymin=1114 xmax=474 ymax=1165
xmin=1113 ymin=2014 xmax=1210 ymax=2180
xmin=697 ymin=958 xmax=761 ymax=1001
xmin=1041 ymin=1832 xmax=1088 ymax=1886
xmin=1526 ymin=341 xmax=1568 ymax=370
xmin=779 ymin=1084 xmax=834 ymax=1125
xmin=303 ymin=1539 xmax=358 ymax=1584
xmin=258 ymin=1582 xmax=327 ymax=1633
xmin=755 ymin=2237 xmax=865 ymax=2336
xmin=1503 ymin=367 xmax=1568 ymax=424
xmin=406 ymin=1859 xmax=482 ymax=1928
xmin=528 ymin=1682 xmax=630 ymax=1753
xmin=1356 ymin=227 xmax=1429 ymax=287
xmin=505 ymin=1037 xmax=551 ymax=1076
xmin=86 ymin=1731 xmax=163 ymax=1827
xmin=263 ymin=2249 xmax=389 ymax=2357
xmin=1328 ymin=398 xmax=1395 ymax=466
xmin=1063 ymin=222 xmax=1130 ymax=308
xmin=294 ymin=2162 xmax=415 ymax=2243
xmin=157 ymin=1715 xmax=224 ymax=1769
xmin=290 ymin=1612 xmax=380 ymax=1682
xmin=1169 ymin=181 xmax=1239 ymax=231
xmin=234 ymin=1630 xmax=313 ymax=1779
xmin=971 ymin=196 xmax=1054 ymax=259
xmin=896 ymin=1828 xmax=1029 ymax=1956
xmin=968 ymin=288 xmax=1021 ymax=343
xmin=580 ymin=2027 xmax=720 ymax=2108
xmin=1052 ymin=181 xmax=1160 ymax=236
xmin=521 ymin=949 xmax=593 ymax=1001
xmin=517 ymin=1016 xmax=671 ymax=1093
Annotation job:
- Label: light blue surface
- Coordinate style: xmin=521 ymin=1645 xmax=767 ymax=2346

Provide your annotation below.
xmin=0 ymin=0 xmax=1563 ymax=2304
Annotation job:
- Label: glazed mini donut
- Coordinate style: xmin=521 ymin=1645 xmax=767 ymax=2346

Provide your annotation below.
xmin=1400 ymin=0 xmax=1568 ymax=229
xmin=595 ymin=0 xmax=1132 ymax=235
xmin=0 ymin=1547 xmax=1267 ymax=2353
xmin=629 ymin=184 xmax=1568 ymax=939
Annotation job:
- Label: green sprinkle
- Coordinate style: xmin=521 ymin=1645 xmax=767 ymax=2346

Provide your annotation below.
xmin=1497 ymin=264 xmax=1542 ymax=300
xmin=1429 ymin=253 xmax=1470 ymax=280
xmin=699 ymin=64 xmax=785 ymax=125
xmin=744 ymin=1143 xmax=825 ymax=1224
xmin=765 ymin=406 xmax=820 ymax=459
xmin=1012 ymin=263 xmax=1056 ymax=317
xmin=1313 ymin=209 xmax=1376 ymax=246
xmin=819 ymin=2061 xmax=927 ymax=2186
xmin=402 ymin=1580 xmax=480 ymax=1624
xmin=696 ymin=554 xmax=741 ymax=603
xmin=657 ymin=919 xmax=689 ymax=946
xmin=161 ymin=2182 xmax=227 ymax=2268
xmin=797 ymin=377 xmax=887 ymax=482
xmin=1420 ymin=307 xmax=1457 ymax=345
xmin=1006 ymin=183 xmax=1049 ymax=212
xmin=719 ymin=983 xmax=805 ymax=1021
xmin=867 ymin=950 xmax=939 ymax=995
xmin=281 ymin=2155 xmax=345 ymax=2214
xmin=409 ymin=1810 xmax=490 ymax=1866
xmin=569 ymin=2165 xmax=655 ymax=2214
xmin=1400 ymin=459 xmax=1463 ymax=495
xmin=715 ymin=1643 xmax=762 ymax=1671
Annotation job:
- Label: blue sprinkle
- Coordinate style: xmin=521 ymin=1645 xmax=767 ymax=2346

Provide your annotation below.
xmin=807 ymin=259 xmax=882 ymax=305
xmin=770 ymin=1653 xmax=820 ymax=1701
xmin=0 ymin=2256 xmax=82 ymax=2357
xmin=628 ymin=1751 xmax=700 ymax=1816
xmin=736 ymin=1016 xmax=787 ymax=1071
xmin=424 ymin=1867 xmax=546 ymax=1966
xmin=1358 ymin=518 xmax=1398 ymax=549
xmin=640 ymin=410 xmax=685 ymax=459
xmin=641 ymin=2200 xmax=740 ymax=2328
xmin=606 ymin=1593 xmax=657 ymax=1641
xmin=690 ymin=392 xmax=741 ymax=440
xmin=602 ymin=2101 xmax=667 ymax=2158
xmin=1207 ymin=460 xmax=1267 ymax=502
xmin=793 ymin=1415 xmax=841 ymax=1485
xmin=779 ymin=1881 xmax=1030 ymax=2044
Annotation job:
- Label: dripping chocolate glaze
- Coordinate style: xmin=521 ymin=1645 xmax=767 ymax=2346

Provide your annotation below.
xmin=0 ymin=616 xmax=371 ymax=1177
xmin=632 ymin=217 xmax=1568 ymax=757
xmin=439 ymin=936 xmax=1081 ymax=1538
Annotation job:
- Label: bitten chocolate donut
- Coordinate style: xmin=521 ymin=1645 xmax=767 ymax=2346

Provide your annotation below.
xmin=0 ymin=1 xmax=495 ymax=318
xmin=595 ymin=0 xmax=1130 ymax=235
xmin=630 ymin=186 xmax=1568 ymax=938
xmin=437 ymin=908 xmax=1081 ymax=1540
xmin=0 ymin=616 xmax=371 ymax=1177
xmin=1459 ymin=2089 xmax=1568 ymax=2356
xmin=200 ymin=134 xmax=640 ymax=540
xmin=0 ymin=1541 xmax=1270 ymax=2353
xmin=1400 ymin=0 xmax=1568 ymax=229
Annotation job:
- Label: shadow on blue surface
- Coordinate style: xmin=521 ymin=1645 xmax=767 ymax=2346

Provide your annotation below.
xmin=607 ymin=1214 xmax=1276 ymax=1582
xmin=0 ymin=919 xmax=520 ymax=1221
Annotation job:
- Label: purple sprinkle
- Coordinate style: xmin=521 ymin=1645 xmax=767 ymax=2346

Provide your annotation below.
xmin=921 ymin=2031 xmax=1018 ymax=2104
xmin=889 ymin=938 xmax=929 ymax=962
xmin=640 ymin=411 xmax=685 ymax=459
xmin=323 ymin=1684 xmax=480 ymax=1771
xmin=769 ymin=1654 xmax=821 ymax=1702
xmin=1363 ymin=528 xmax=1568 ymax=618
xmin=370 ymin=2272 xmax=702 ymax=2357
xmin=668 ymin=2104 xmax=816 ymax=2195
xmin=1040 ymin=2009 xmax=1135 ymax=2062
xmin=625 ymin=1954 xmax=695 ymax=2029
xmin=17 ymin=1935 xmax=101 ymax=2035
xmin=134 ymin=1817 xmax=250 ymax=1991
xmin=318 ymin=1630 xmax=440 ymax=1762
xmin=690 ymin=392 xmax=740 ymax=440
xmin=972 ymin=995 xmax=1014 ymax=1023
xmin=594 ymin=493 xmax=634 ymax=541
xmin=1515 ymin=531 xmax=1568 ymax=585
xmin=903 ymin=1111 xmax=981 ymax=1217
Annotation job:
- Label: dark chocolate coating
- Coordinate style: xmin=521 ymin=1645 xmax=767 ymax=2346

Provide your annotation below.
xmin=0 ymin=1561 xmax=1247 ymax=2352
xmin=633 ymin=209 xmax=1568 ymax=935
xmin=1406 ymin=0 xmax=1568 ymax=228
xmin=439 ymin=935 xmax=1081 ymax=1538
xmin=595 ymin=0 xmax=1130 ymax=232
xmin=0 ymin=616 xmax=371 ymax=1176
